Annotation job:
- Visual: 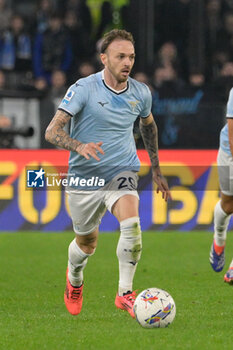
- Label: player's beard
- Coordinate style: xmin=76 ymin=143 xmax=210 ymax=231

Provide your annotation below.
xmin=108 ymin=63 xmax=131 ymax=84
xmin=117 ymin=76 xmax=127 ymax=83
xmin=115 ymin=70 xmax=131 ymax=83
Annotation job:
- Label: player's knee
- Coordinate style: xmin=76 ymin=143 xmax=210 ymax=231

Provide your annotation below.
xmin=76 ymin=236 xmax=97 ymax=255
xmin=79 ymin=244 xmax=96 ymax=255
xmin=221 ymin=199 xmax=233 ymax=215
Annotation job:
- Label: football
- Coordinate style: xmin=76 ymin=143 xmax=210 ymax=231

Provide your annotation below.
xmin=133 ymin=287 xmax=176 ymax=328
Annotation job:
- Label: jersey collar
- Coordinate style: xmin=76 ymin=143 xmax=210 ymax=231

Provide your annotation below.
xmin=101 ymin=70 xmax=129 ymax=95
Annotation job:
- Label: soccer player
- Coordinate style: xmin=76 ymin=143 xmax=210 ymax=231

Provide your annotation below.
xmin=209 ymin=87 xmax=233 ymax=283
xmin=45 ymin=29 xmax=171 ymax=317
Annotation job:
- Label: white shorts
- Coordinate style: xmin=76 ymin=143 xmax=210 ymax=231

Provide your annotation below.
xmin=66 ymin=171 xmax=139 ymax=235
xmin=217 ymin=148 xmax=233 ymax=196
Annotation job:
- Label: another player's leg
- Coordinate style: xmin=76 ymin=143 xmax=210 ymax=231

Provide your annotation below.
xmin=64 ymin=229 xmax=98 ymax=315
xmin=219 ymin=195 xmax=233 ymax=283
xmin=209 ymin=199 xmax=231 ymax=272
xmin=112 ymin=194 xmax=141 ymax=318
xmin=210 ymin=148 xmax=233 ymax=274
xmin=224 ymin=259 xmax=233 ymax=284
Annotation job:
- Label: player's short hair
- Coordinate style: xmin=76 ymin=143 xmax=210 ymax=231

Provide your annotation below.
xmin=100 ymin=29 xmax=135 ymax=53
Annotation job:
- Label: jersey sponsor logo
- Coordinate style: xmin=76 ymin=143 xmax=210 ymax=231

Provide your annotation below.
xmin=129 ymin=100 xmax=140 ymax=111
xmin=98 ymin=101 xmax=109 ymax=107
xmin=62 ymin=90 xmax=75 ymax=105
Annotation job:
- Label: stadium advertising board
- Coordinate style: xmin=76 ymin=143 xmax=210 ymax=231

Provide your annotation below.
xmin=0 ymin=149 xmax=227 ymax=232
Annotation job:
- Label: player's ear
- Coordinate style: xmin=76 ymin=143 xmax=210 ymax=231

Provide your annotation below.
xmin=100 ymin=53 xmax=107 ymax=66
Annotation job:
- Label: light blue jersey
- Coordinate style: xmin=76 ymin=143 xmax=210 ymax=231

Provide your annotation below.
xmin=220 ymin=88 xmax=233 ymax=156
xmin=58 ymin=70 xmax=152 ymax=188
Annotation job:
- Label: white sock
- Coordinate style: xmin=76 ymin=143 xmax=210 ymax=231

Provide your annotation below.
xmin=214 ymin=201 xmax=231 ymax=246
xmin=230 ymin=260 xmax=233 ymax=269
xmin=68 ymin=238 xmax=95 ymax=287
xmin=116 ymin=217 xmax=142 ymax=296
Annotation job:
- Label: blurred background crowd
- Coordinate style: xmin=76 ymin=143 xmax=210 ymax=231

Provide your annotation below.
xmin=0 ymin=0 xmax=233 ymax=149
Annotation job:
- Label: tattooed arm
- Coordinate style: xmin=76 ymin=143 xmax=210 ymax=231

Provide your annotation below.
xmin=45 ymin=109 xmax=104 ymax=161
xmin=45 ymin=110 xmax=80 ymax=151
xmin=139 ymin=113 xmax=171 ymax=201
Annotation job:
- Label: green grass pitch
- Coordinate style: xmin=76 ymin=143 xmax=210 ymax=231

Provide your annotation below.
xmin=1 ymin=231 xmax=233 ymax=350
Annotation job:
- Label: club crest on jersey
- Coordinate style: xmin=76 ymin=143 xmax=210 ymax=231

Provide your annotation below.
xmin=129 ymin=100 xmax=140 ymax=112
xmin=62 ymin=90 xmax=75 ymax=104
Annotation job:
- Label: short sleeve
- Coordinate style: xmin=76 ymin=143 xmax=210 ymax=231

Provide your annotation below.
xmin=226 ymin=88 xmax=233 ymax=119
xmin=58 ymin=80 xmax=88 ymax=116
xmin=139 ymin=84 xmax=152 ymax=118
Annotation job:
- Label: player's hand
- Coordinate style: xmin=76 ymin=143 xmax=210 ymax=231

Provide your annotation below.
xmin=76 ymin=141 xmax=104 ymax=161
xmin=152 ymin=169 xmax=172 ymax=202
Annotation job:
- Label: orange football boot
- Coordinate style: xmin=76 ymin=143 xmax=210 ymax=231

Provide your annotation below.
xmin=64 ymin=269 xmax=83 ymax=315
xmin=115 ymin=291 xmax=136 ymax=318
